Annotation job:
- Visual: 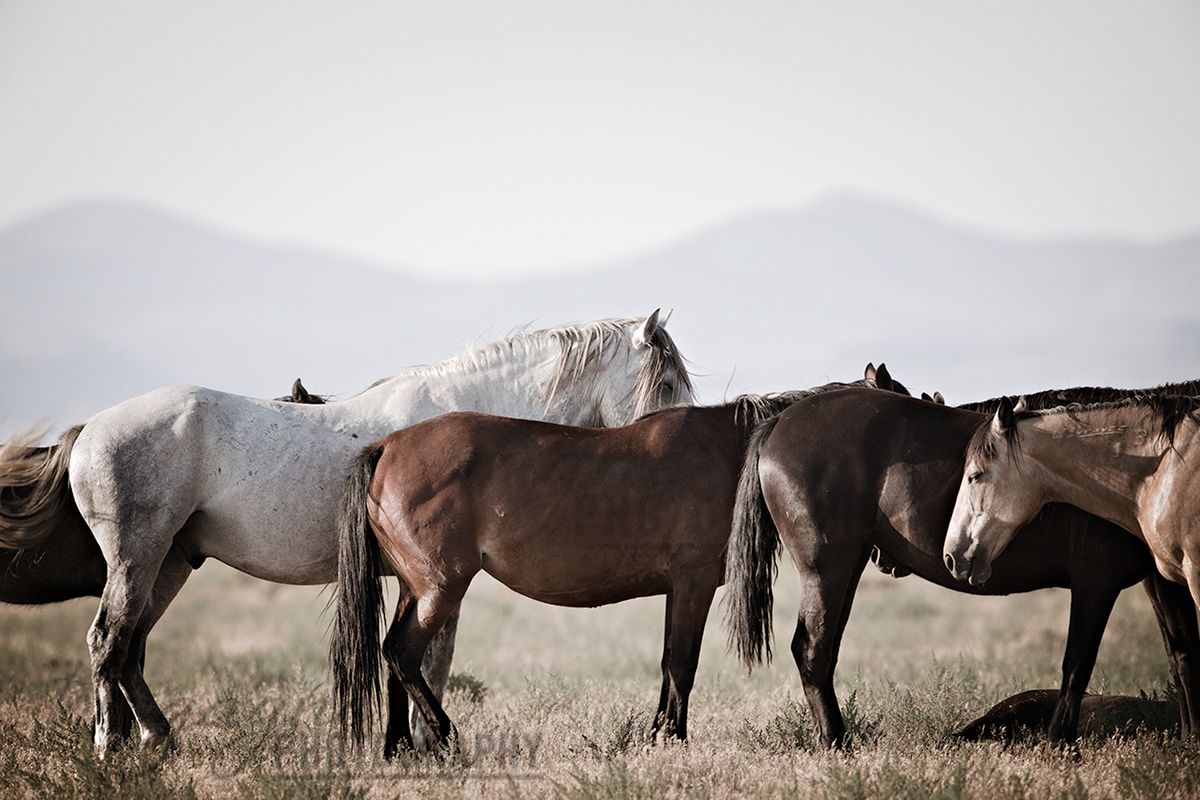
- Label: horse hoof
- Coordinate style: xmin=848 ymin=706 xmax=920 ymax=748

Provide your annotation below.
xmin=383 ymin=740 xmax=415 ymax=761
xmin=651 ymin=727 xmax=684 ymax=748
xmin=412 ymin=728 xmax=433 ymax=754
xmin=140 ymin=729 xmax=173 ymax=753
xmin=96 ymin=734 xmax=130 ymax=760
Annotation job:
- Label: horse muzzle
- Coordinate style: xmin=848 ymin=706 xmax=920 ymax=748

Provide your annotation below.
xmin=943 ymin=548 xmax=990 ymax=587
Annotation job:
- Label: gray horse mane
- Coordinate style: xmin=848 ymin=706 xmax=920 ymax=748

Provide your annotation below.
xmin=364 ymin=318 xmax=692 ymax=416
xmin=543 ymin=319 xmax=693 ymax=416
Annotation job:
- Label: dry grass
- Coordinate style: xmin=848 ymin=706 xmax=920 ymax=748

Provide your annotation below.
xmin=0 ymin=560 xmax=1195 ymax=798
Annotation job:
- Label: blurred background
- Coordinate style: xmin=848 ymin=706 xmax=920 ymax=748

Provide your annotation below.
xmin=2 ymin=1 xmax=1199 ymax=436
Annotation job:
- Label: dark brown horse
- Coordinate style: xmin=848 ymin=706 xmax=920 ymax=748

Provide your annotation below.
xmin=723 ymin=386 xmax=1200 ymax=747
xmin=953 ymin=689 xmax=1178 ymax=741
xmin=329 ymin=369 xmax=911 ymax=755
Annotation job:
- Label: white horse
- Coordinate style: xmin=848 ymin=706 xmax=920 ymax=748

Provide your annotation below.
xmin=0 ymin=312 xmax=693 ymax=755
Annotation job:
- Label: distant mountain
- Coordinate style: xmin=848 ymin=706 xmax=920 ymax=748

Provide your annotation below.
xmin=2 ymin=195 xmax=1199 ymax=436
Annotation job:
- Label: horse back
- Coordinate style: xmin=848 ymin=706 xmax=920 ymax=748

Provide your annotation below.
xmin=371 ymin=408 xmax=739 ymax=512
xmin=760 ymin=388 xmax=978 ymax=527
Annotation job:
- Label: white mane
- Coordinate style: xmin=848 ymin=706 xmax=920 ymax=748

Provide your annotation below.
xmin=362 ymin=318 xmax=691 ymax=414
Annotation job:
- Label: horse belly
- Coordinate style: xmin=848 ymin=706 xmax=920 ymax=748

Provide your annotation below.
xmin=181 ymin=438 xmax=358 ymax=585
xmin=479 ymin=523 xmax=671 ymax=607
xmin=180 ymin=499 xmax=341 ymax=585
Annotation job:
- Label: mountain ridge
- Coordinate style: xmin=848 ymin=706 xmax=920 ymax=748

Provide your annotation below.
xmin=2 ymin=193 xmax=1198 ymax=437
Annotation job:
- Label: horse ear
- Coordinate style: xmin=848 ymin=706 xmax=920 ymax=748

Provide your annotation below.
xmin=1013 ymin=395 xmax=1028 ymax=414
xmin=864 ymin=362 xmax=877 ymax=382
xmin=933 ymin=391 xmax=945 ymax=405
xmin=634 ymin=308 xmax=661 ymax=348
xmin=992 ymin=395 xmax=1015 ymax=435
xmin=921 ymin=392 xmax=932 ymax=402
xmin=874 ymin=363 xmax=894 ymax=391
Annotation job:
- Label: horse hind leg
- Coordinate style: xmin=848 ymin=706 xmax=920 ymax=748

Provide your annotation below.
xmin=1142 ymin=573 xmax=1200 ymax=735
xmin=79 ymin=499 xmax=191 ymax=757
xmin=790 ymin=545 xmax=870 ymax=749
xmin=117 ymin=546 xmax=193 ymax=749
xmin=383 ymin=597 xmax=414 ymax=760
xmin=88 ymin=555 xmax=170 ymax=756
xmin=381 ymin=584 xmax=466 ymax=754
xmin=410 ymin=605 xmax=462 ymax=753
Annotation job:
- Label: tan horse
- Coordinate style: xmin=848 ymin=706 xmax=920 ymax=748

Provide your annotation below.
xmin=945 ymin=394 xmax=1200 ymax=607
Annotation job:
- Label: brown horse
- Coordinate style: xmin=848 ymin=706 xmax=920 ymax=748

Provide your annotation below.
xmin=945 ymin=393 xmax=1200 ymax=618
xmin=329 ymin=368 xmax=911 ymax=755
xmin=723 ymin=386 xmax=1200 ymax=747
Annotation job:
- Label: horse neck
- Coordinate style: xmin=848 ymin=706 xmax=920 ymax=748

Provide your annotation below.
xmin=340 ymin=339 xmax=610 ymax=428
xmin=1020 ymin=409 xmax=1165 ymax=538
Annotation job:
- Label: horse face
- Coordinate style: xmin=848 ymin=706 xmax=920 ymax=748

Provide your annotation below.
xmin=943 ymin=399 xmax=1042 ymax=587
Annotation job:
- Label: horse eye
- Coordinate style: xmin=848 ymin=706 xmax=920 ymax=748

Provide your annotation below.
xmin=967 ymin=471 xmax=984 ymax=484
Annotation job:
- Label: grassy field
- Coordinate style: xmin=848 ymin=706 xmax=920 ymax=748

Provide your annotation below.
xmin=1 ymin=558 xmax=1197 ymax=799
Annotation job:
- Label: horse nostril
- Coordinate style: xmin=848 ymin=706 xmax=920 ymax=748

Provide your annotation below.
xmin=944 ymin=553 xmax=956 ymax=573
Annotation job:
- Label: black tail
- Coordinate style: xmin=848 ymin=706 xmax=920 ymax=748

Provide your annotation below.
xmin=723 ymin=416 xmax=782 ymax=669
xmin=329 ymin=442 xmax=386 ymax=750
xmin=0 ymin=425 xmax=85 ymax=550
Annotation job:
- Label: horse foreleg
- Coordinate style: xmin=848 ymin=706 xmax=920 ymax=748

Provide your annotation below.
xmin=655 ymin=579 xmax=718 ymax=742
xmin=1143 ymin=573 xmax=1200 ymax=735
xmin=650 ymin=593 xmax=674 ymax=739
xmin=410 ymin=604 xmax=461 ymax=753
xmin=1048 ymin=583 xmax=1118 ymax=742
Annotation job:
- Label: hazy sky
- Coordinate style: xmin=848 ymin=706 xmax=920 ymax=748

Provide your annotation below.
xmin=2 ymin=1 xmax=1198 ymax=278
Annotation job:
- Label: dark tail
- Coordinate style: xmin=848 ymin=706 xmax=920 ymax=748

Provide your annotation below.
xmin=723 ymin=416 xmax=782 ymax=669
xmin=0 ymin=425 xmax=85 ymax=550
xmin=329 ymin=442 xmax=387 ymax=750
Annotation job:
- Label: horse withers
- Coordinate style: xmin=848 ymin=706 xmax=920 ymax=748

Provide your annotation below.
xmin=723 ymin=386 xmax=1200 ymax=747
xmin=329 ymin=367 xmax=912 ymax=756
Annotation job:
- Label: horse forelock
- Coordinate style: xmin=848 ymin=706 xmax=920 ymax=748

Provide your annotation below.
xmin=629 ymin=324 xmax=694 ymax=417
xmin=965 ymin=415 xmax=1025 ymax=468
